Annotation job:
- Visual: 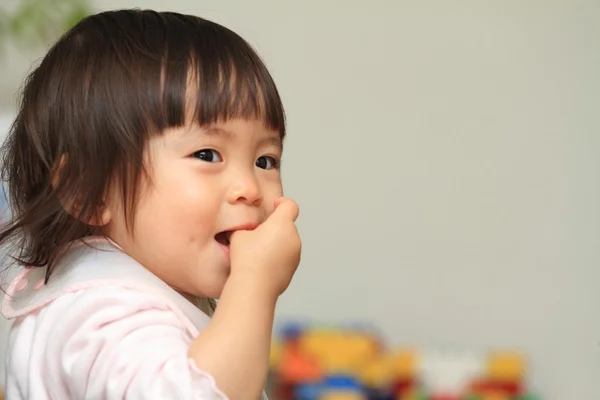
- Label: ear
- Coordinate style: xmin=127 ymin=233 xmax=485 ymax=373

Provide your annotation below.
xmin=88 ymin=202 xmax=113 ymax=226
xmin=51 ymin=154 xmax=112 ymax=226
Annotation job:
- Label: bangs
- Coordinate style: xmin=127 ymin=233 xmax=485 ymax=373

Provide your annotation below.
xmin=61 ymin=10 xmax=286 ymax=143
xmin=140 ymin=12 xmax=286 ymax=137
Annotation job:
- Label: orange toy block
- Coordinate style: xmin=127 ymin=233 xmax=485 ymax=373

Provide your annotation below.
xmin=278 ymin=344 xmax=323 ymax=384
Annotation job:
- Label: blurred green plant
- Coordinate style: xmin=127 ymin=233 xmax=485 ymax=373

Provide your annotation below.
xmin=0 ymin=0 xmax=91 ymax=50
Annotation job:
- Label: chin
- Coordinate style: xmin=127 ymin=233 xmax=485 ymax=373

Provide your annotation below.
xmin=205 ymin=279 xmax=228 ymax=299
xmin=194 ymin=274 xmax=229 ymax=299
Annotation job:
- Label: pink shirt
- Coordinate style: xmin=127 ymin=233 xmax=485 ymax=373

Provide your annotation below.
xmin=1 ymin=237 xmax=230 ymax=399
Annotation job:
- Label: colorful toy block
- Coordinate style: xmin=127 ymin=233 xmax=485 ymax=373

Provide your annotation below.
xmin=268 ymin=321 xmax=541 ymax=400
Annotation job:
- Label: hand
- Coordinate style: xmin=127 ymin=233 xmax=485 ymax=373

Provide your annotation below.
xmin=228 ymin=197 xmax=302 ymax=299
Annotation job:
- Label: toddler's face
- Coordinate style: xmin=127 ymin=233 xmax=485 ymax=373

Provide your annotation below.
xmin=104 ymin=118 xmax=284 ymax=298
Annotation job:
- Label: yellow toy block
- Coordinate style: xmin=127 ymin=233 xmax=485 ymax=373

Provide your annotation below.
xmin=359 ymin=354 xmax=397 ymax=388
xmin=487 ymin=352 xmax=525 ymax=382
xmin=299 ymin=330 xmax=379 ymax=374
xmin=321 ymin=391 xmax=367 ymax=400
xmin=391 ymin=349 xmax=418 ymax=379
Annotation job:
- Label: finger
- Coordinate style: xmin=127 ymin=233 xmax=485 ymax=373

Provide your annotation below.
xmin=274 ymin=197 xmax=287 ymax=209
xmin=272 ymin=197 xmax=299 ymax=222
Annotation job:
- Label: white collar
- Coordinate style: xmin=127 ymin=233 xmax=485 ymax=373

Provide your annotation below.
xmin=1 ymin=236 xmax=210 ymax=333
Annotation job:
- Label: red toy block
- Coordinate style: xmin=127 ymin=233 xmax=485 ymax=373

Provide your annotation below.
xmin=392 ymin=377 xmax=416 ymax=397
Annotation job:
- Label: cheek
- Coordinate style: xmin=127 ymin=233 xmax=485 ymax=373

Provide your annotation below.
xmin=137 ymin=170 xmax=219 ymax=231
xmin=262 ymin=180 xmax=284 ymax=211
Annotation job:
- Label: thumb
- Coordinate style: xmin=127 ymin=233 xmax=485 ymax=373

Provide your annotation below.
xmin=271 ymin=197 xmax=299 ymax=222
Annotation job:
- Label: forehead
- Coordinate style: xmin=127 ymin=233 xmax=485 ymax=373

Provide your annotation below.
xmin=166 ymin=118 xmax=282 ymax=150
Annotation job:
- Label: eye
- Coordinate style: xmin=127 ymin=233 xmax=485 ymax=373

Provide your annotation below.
xmin=192 ymin=149 xmax=222 ymax=163
xmin=256 ymin=156 xmax=279 ymax=170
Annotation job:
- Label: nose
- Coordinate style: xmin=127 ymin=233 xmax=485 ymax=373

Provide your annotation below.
xmin=227 ymin=171 xmax=263 ymax=207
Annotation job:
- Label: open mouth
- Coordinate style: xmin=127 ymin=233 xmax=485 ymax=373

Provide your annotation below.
xmin=214 ymin=231 xmax=232 ymax=247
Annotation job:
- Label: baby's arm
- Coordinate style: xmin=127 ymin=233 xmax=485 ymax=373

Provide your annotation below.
xmin=189 ymin=198 xmax=301 ymax=400
xmin=189 ymin=276 xmax=277 ymax=399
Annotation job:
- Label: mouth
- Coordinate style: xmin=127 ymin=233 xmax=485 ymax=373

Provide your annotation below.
xmin=214 ymin=231 xmax=233 ymax=247
xmin=214 ymin=223 xmax=259 ymax=248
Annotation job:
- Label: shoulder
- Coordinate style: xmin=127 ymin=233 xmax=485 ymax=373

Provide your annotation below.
xmin=5 ymin=286 xmax=227 ymax=400
xmin=2 ymin=237 xmax=210 ymax=332
xmin=5 ymin=284 xmax=187 ymax=368
xmin=2 ymin=238 xmax=225 ymax=399
xmin=8 ymin=285 xmax=189 ymax=344
xmin=6 ymin=284 xmax=196 ymax=381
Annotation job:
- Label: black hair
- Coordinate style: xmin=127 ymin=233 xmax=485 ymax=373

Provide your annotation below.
xmin=0 ymin=9 xmax=285 ymax=282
